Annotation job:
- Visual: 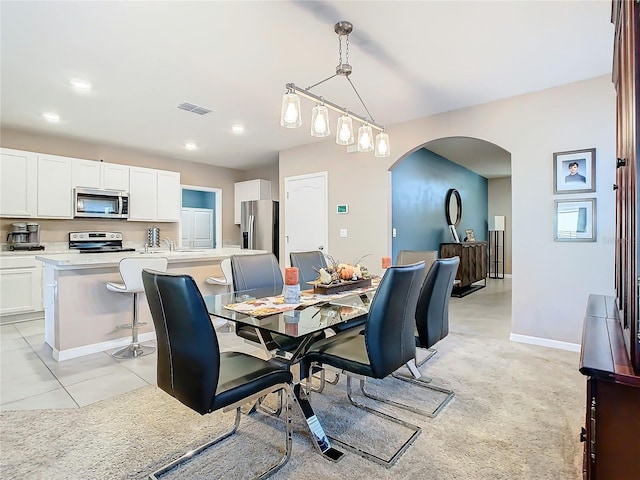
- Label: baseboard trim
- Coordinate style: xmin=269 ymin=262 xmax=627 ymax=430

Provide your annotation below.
xmin=510 ymin=333 xmax=580 ymax=353
xmin=52 ymin=332 xmax=157 ymax=361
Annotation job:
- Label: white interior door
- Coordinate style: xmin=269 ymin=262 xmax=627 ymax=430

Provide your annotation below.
xmin=180 ymin=207 xmax=213 ymax=248
xmin=284 ymin=172 xmax=328 ymax=267
xmin=192 ymin=209 xmax=213 ymax=248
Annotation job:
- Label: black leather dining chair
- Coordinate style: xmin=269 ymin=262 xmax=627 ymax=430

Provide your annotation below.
xmin=375 ymin=257 xmax=460 ymax=417
xmin=230 ymin=253 xmax=324 ymax=354
xmin=289 ymin=250 xmax=326 ymax=289
xmin=142 ymin=269 xmax=294 ymax=480
xmin=302 ymin=262 xmax=425 ymax=467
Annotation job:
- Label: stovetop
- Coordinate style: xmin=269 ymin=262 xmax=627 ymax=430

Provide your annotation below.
xmin=78 ymin=247 xmax=136 ymax=254
xmin=69 ymin=231 xmax=134 ymax=254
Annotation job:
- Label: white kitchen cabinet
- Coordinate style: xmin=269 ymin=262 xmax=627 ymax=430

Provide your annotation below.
xmin=72 ymin=159 xmax=129 ymax=191
xmin=157 ymin=170 xmax=181 ymax=221
xmin=0 ymin=256 xmax=43 ymax=316
xmin=181 ymin=208 xmax=214 ymax=248
xmin=0 ymin=148 xmax=37 ymax=217
xmin=102 ymin=163 xmax=129 ymax=191
xmin=37 ymin=154 xmax=73 ymax=218
xmin=234 ymin=179 xmax=271 ymax=224
xmin=129 ymin=167 xmax=180 ymax=222
xmin=71 ymin=158 xmax=102 ymax=189
xmin=129 ymin=167 xmax=157 ymax=221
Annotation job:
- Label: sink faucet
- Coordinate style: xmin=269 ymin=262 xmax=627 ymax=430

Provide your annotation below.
xmin=164 ymin=237 xmax=175 ymax=251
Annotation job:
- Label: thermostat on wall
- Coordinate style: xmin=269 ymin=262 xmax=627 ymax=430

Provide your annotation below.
xmin=337 ymin=204 xmax=349 ymax=214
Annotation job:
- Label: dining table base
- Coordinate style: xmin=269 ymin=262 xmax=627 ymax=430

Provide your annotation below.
xmin=293 ymin=384 xmax=345 ymax=462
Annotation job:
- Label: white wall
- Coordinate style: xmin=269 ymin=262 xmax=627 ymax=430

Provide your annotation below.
xmin=280 ymin=75 xmax=616 ymax=347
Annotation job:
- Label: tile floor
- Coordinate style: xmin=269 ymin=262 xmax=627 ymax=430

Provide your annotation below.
xmin=0 ymin=278 xmax=511 ymax=411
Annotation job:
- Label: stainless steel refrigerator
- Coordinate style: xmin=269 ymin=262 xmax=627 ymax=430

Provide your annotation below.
xmin=241 ymin=200 xmax=279 ymax=260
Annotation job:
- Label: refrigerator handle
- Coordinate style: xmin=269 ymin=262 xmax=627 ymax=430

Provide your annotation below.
xmin=248 ymin=214 xmax=255 ymax=249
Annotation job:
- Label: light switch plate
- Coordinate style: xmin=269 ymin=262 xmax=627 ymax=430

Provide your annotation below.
xmin=340 ymin=229 xmax=348 ymax=238
xmin=392 ymin=228 xmax=397 ymax=238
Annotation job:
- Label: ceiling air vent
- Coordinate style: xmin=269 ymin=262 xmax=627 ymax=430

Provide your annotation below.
xmin=177 ymin=102 xmax=212 ymax=115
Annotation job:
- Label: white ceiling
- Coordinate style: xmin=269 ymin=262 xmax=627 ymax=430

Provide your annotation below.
xmin=0 ymin=1 xmax=613 ymax=178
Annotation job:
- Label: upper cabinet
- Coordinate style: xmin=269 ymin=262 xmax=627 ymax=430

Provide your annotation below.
xmin=0 ymin=148 xmax=179 ymax=222
xmin=37 ymin=154 xmax=73 ymax=219
xmin=102 ymin=163 xmax=129 ymax=191
xmin=234 ymin=179 xmax=272 ymax=224
xmin=72 ymin=159 xmax=130 ymax=192
xmin=0 ymin=148 xmax=37 ymax=218
xmin=156 ymin=170 xmax=181 ymax=221
xmin=129 ymin=167 xmax=180 ymax=222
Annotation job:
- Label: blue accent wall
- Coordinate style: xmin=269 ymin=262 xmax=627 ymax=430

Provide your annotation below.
xmin=182 ymin=189 xmax=215 ymax=210
xmin=391 ymin=148 xmax=488 ymax=263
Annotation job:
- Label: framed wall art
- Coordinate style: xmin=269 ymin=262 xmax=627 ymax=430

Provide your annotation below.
xmin=554 ymin=198 xmax=596 ymax=242
xmin=465 ymin=229 xmax=476 ymax=241
xmin=553 ymin=148 xmax=596 ymax=194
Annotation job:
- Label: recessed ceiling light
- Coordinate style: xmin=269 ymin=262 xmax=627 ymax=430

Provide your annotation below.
xmin=184 ymin=142 xmax=198 ymax=151
xmin=42 ymin=112 xmax=60 ymax=122
xmin=232 ymin=124 xmax=244 ymax=134
xmin=70 ymin=78 xmax=92 ymax=90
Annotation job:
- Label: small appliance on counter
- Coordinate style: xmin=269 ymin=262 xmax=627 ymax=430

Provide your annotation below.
xmin=147 ymin=227 xmax=161 ymax=248
xmin=69 ymin=231 xmax=136 ymax=254
xmin=6 ymin=222 xmax=44 ymax=251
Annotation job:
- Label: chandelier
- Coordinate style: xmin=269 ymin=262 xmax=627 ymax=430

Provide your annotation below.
xmin=280 ymin=21 xmax=390 ymax=157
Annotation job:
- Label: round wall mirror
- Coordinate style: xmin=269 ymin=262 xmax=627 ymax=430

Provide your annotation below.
xmin=445 ymin=188 xmax=462 ymax=226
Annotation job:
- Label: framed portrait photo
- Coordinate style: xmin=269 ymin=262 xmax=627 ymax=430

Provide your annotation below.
xmin=553 ymin=148 xmax=596 ymax=194
xmin=554 ymin=198 xmax=596 ymax=242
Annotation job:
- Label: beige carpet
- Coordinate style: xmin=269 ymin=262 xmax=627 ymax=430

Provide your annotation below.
xmin=0 ymin=332 xmax=585 ymax=480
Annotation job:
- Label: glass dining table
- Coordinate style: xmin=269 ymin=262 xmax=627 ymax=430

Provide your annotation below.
xmin=203 ymin=285 xmax=376 ymax=462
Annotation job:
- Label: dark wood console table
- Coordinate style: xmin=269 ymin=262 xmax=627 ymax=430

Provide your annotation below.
xmin=439 ymin=241 xmax=487 ymax=297
xmin=579 ymin=294 xmax=640 ymax=480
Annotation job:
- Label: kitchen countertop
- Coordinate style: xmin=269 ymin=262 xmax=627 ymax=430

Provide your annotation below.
xmin=35 ymin=248 xmax=266 ymax=269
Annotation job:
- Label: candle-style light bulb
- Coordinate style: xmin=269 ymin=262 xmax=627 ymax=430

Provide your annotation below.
xmin=335 ymin=115 xmax=354 ymax=145
xmin=310 ymin=104 xmax=330 ymax=137
xmin=285 ymin=104 xmax=298 ymax=124
xmin=375 ymin=131 xmax=390 ymax=157
xmin=357 ymin=125 xmax=373 ymax=152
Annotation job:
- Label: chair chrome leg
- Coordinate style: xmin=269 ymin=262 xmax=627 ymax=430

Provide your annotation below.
xmin=149 ymin=407 xmax=241 ymax=479
xmin=326 ymin=376 xmax=421 ymax=467
xmin=257 ymin=390 xmax=283 ymax=417
xmin=416 ymin=347 xmax=436 ymax=367
xmin=149 ymin=384 xmax=293 ymax=480
xmin=361 ymin=373 xmax=454 ymax=418
xmin=391 ymin=347 xmax=436 ymax=381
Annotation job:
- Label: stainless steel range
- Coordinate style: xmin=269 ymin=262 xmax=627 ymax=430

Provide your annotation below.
xmin=69 ymin=231 xmax=136 ymax=254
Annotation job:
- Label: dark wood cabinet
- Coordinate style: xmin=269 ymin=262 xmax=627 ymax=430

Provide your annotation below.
xmin=579 ymin=295 xmax=640 ymax=480
xmin=439 ymin=242 xmax=486 ymax=297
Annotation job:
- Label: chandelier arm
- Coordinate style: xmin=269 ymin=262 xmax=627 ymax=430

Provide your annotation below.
xmin=346 ymin=77 xmax=375 ymax=124
xmin=287 ymin=83 xmax=385 ymax=132
xmin=306 ymin=74 xmax=339 ymax=91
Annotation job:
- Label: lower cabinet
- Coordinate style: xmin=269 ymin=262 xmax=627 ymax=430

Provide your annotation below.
xmin=439 ymin=241 xmax=487 ymax=287
xmin=0 ymin=256 xmax=43 ymax=316
xmin=579 ymin=295 xmax=640 ymax=480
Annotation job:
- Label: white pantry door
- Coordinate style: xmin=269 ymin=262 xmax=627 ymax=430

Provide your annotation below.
xmin=284 ymin=172 xmax=328 ymax=267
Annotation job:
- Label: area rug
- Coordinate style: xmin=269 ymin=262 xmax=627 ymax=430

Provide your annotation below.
xmin=0 ymin=332 xmax=585 ymax=480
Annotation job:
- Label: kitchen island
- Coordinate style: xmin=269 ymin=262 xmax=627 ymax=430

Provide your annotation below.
xmin=36 ymin=248 xmax=265 ymax=361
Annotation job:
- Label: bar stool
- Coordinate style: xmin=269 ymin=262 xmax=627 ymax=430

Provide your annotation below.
xmin=205 ymin=258 xmax=233 ymax=293
xmin=107 ymin=256 xmax=168 ymax=359
xmin=206 ymin=258 xmax=233 ymax=330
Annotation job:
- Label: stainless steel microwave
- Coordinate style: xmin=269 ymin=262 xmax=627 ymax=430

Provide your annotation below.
xmin=74 ymin=188 xmax=129 ymax=219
